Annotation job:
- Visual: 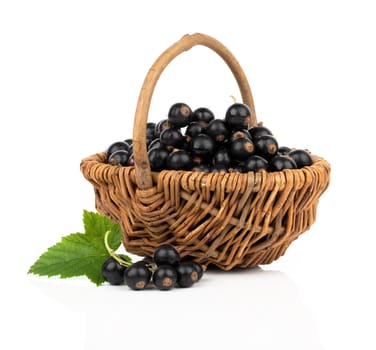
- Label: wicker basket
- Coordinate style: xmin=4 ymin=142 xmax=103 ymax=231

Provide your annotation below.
xmin=80 ymin=33 xmax=330 ymax=270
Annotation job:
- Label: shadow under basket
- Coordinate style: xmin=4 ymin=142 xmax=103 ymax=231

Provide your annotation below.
xmin=80 ymin=33 xmax=331 ymax=270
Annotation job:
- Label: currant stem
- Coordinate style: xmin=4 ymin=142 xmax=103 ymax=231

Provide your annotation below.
xmin=104 ymin=230 xmax=132 ymax=267
xmin=230 ymin=95 xmax=237 ymax=103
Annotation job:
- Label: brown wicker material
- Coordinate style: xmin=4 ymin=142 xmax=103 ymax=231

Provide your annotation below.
xmin=80 ymin=33 xmax=330 ymax=270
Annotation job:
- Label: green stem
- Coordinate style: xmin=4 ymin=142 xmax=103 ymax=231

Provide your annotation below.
xmin=104 ymin=230 xmax=132 ymax=267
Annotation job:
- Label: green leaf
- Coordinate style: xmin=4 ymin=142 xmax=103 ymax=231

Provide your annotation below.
xmin=28 ymin=210 xmax=127 ymax=286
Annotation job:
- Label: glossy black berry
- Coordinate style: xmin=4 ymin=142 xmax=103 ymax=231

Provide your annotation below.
xmin=206 ymin=119 xmax=229 ymax=142
xmin=107 ymin=150 xmax=130 ymax=166
xmin=124 ymin=139 xmax=133 ymax=146
xmin=127 ymin=153 xmax=134 ymax=166
xmin=168 ymin=103 xmax=192 ymax=128
xmin=193 ymin=107 xmax=215 ymax=127
xmin=124 ymin=262 xmax=152 ymax=290
xmin=148 ymin=138 xmax=163 ymax=151
xmin=248 ymin=126 xmax=273 ymax=140
xmin=106 ymin=141 xmax=131 ymax=162
xmin=243 ymin=155 xmax=270 ymax=172
xmin=155 ymin=119 xmax=170 ymax=138
xmin=160 ymin=128 xmax=185 ymax=150
xmin=190 ymin=262 xmax=203 ymax=281
xmin=166 ymin=150 xmax=193 ymax=170
xmin=153 ymin=265 xmax=177 ymax=291
xmin=270 ymin=155 xmax=297 ymax=171
xmin=191 ymin=134 xmax=216 ymax=159
xmin=288 ymin=149 xmax=313 ymax=168
xmin=254 ymin=135 xmax=279 ymax=159
xmin=230 ymin=138 xmax=255 ymax=161
xmin=230 ymin=129 xmax=252 ymax=142
xmin=213 ymin=148 xmax=231 ymax=167
xmin=153 ymin=245 xmax=180 ymax=267
xmin=278 ymin=146 xmax=292 ymax=155
xmin=148 ymin=148 xmax=170 ymax=171
xmin=225 ymin=103 xmax=252 ymax=130
xmin=102 ymin=256 xmax=126 ymax=285
xmin=176 ymin=262 xmax=199 ymax=288
xmin=146 ymin=122 xmax=157 ymax=145
xmin=185 ymin=122 xmax=206 ymax=141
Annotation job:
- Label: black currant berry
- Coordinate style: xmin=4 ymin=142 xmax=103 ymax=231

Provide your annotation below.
xmin=243 ymin=155 xmax=270 ymax=172
xmin=185 ymin=122 xmax=206 ymax=141
xmin=278 ymin=146 xmax=292 ymax=155
xmin=213 ymin=148 xmax=231 ymax=167
xmin=206 ymin=119 xmax=229 ymax=142
xmin=152 ymin=265 xmax=177 ymax=291
xmin=288 ymin=149 xmax=313 ymax=168
xmin=160 ymin=128 xmax=185 ymax=150
xmin=153 ymin=244 xmax=180 ymax=267
xmin=176 ymin=262 xmax=199 ymax=288
xmin=106 ymin=141 xmax=131 ymax=162
xmin=148 ymin=148 xmax=170 ymax=171
xmin=127 ymin=153 xmax=135 ymax=166
xmin=230 ymin=129 xmax=252 ymax=142
xmin=225 ymin=103 xmax=252 ymax=130
xmin=193 ymin=107 xmax=215 ymax=127
xmin=168 ymin=103 xmax=192 ymax=128
xmin=155 ymin=119 xmax=170 ymax=138
xmin=191 ymin=134 xmax=216 ymax=159
xmin=124 ymin=263 xmax=152 ymax=290
xmin=270 ymin=155 xmax=297 ymax=171
xmin=124 ymin=138 xmax=133 ymax=146
xmin=190 ymin=262 xmax=203 ymax=281
xmin=254 ymin=135 xmax=279 ymax=159
xmin=248 ymin=126 xmax=273 ymax=140
xmin=146 ymin=122 xmax=157 ymax=145
xmin=166 ymin=150 xmax=193 ymax=170
xmin=230 ymin=138 xmax=255 ymax=161
xmin=107 ymin=150 xmax=130 ymax=166
xmin=102 ymin=256 xmax=126 ymax=286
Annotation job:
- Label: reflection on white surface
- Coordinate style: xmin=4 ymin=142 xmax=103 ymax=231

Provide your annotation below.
xmin=29 ymin=267 xmax=324 ymax=350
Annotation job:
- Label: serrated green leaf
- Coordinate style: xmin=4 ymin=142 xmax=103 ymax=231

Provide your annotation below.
xmin=28 ymin=210 xmax=128 ymax=286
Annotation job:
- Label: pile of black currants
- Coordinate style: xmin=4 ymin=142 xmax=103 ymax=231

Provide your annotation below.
xmin=105 ymin=102 xmax=313 ymax=173
xmin=102 ymin=244 xmax=203 ymax=291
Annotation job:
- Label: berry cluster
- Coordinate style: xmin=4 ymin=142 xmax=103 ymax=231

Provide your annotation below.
xmin=102 ymin=244 xmax=203 ymax=291
xmin=105 ymin=102 xmax=313 ymax=173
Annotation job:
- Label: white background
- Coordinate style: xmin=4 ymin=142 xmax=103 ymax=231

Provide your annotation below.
xmin=1 ymin=1 xmax=375 ymax=349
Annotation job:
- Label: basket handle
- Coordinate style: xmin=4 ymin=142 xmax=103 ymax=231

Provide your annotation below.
xmin=133 ymin=32 xmax=257 ymax=190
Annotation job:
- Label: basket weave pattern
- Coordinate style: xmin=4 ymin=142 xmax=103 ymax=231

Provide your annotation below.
xmin=81 ymin=33 xmax=330 ymax=270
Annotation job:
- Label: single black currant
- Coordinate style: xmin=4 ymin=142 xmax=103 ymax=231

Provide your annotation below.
xmin=191 ymin=134 xmax=216 ymax=159
xmin=168 ymin=103 xmax=192 ymax=128
xmin=254 ymin=135 xmax=279 ymax=159
xmin=248 ymin=126 xmax=273 ymax=140
xmin=148 ymin=138 xmax=163 ymax=151
xmin=166 ymin=149 xmax=193 ymax=170
xmin=107 ymin=150 xmax=130 ymax=166
xmin=225 ymin=103 xmax=252 ymax=130
xmin=243 ymin=155 xmax=270 ymax=172
xmin=230 ymin=129 xmax=252 ymax=142
xmin=190 ymin=262 xmax=203 ymax=281
xmin=124 ymin=138 xmax=133 ymax=146
xmin=278 ymin=146 xmax=292 ymax=155
xmin=288 ymin=149 xmax=313 ymax=168
xmin=206 ymin=119 xmax=229 ymax=142
xmin=155 ymin=119 xmax=170 ymax=138
xmin=159 ymin=128 xmax=185 ymax=150
xmin=148 ymin=148 xmax=170 ymax=171
xmin=176 ymin=262 xmax=199 ymax=288
xmin=146 ymin=122 xmax=157 ymax=145
xmin=124 ymin=262 xmax=152 ymax=290
xmin=185 ymin=122 xmax=206 ymax=141
xmin=230 ymin=138 xmax=255 ymax=161
xmin=153 ymin=244 xmax=180 ymax=267
xmin=127 ymin=153 xmax=135 ymax=166
xmin=106 ymin=141 xmax=131 ymax=162
xmin=193 ymin=107 xmax=215 ymax=127
xmin=213 ymin=148 xmax=231 ymax=167
xmin=152 ymin=265 xmax=177 ymax=291
xmin=270 ymin=155 xmax=297 ymax=171
xmin=102 ymin=256 xmax=126 ymax=286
